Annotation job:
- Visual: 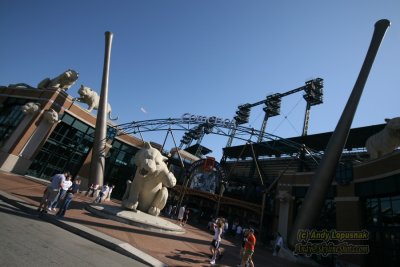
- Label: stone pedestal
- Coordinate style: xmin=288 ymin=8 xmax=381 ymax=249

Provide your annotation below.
xmin=86 ymin=204 xmax=185 ymax=234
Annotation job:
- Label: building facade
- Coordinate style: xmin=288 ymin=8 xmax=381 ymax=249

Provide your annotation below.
xmin=0 ymin=85 xmax=145 ymax=196
xmin=1 ymin=85 xmax=399 ymax=267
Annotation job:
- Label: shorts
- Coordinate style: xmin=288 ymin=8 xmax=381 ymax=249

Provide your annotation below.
xmin=242 ymin=248 xmax=254 ymax=259
xmin=211 ymin=239 xmax=220 ymax=249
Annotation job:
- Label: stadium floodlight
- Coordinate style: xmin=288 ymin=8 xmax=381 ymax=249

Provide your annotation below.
xmin=303 ymin=78 xmax=324 ymax=106
xmin=203 ymin=123 xmax=214 ymax=134
xmin=234 ymin=104 xmax=251 ymax=124
xmin=187 ymin=126 xmax=202 ymax=140
xmin=263 ymin=94 xmax=281 ymax=117
xmin=180 ymin=132 xmax=192 ymax=144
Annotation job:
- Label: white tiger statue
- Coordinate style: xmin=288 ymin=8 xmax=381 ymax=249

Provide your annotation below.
xmin=73 ymin=85 xmax=118 ymax=120
xmin=366 ymin=117 xmax=400 ymax=159
xmin=37 ymin=69 xmax=79 ymax=91
xmin=43 ymin=109 xmax=60 ymax=124
xmin=122 ymin=142 xmax=176 ymax=216
xmin=21 ymin=102 xmax=41 ymax=115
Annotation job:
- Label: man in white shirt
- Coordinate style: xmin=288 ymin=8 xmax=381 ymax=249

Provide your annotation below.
xmin=38 ymin=171 xmax=69 ymax=213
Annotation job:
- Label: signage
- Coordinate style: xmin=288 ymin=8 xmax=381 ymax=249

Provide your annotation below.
xmin=181 ymin=113 xmax=235 ymax=128
xmin=187 ymin=158 xmax=226 ymax=194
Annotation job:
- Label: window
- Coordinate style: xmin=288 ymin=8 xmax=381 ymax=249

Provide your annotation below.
xmin=26 ymin=113 xmax=94 ymax=179
xmin=104 ymin=140 xmax=139 ymax=199
xmin=0 ymin=98 xmax=27 ymax=147
xmin=364 ymin=195 xmax=400 ymax=267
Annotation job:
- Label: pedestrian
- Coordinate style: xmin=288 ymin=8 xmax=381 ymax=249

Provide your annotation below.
xmin=238 ymin=229 xmax=250 ymax=267
xmin=85 ymin=183 xmax=98 ymax=197
xmin=238 ymin=228 xmax=256 ymax=267
xmin=177 ymin=205 xmax=186 ymax=225
xmin=48 ymin=174 xmax=73 ymax=211
xmin=171 ymin=205 xmax=177 ymax=218
xmin=208 ymin=216 xmax=215 ymax=231
xmin=273 ymin=232 xmax=283 ymax=256
xmin=182 ymin=208 xmax=190 ymax=226
xmin=166 ymin=204 xmax=173 ymax=217
xmin=94 ymin=183 xmax=109 ymax=203
xmin=56 ymin=178 xmax=81 ymax=217
xmin=106 ymin=184 xmax=115 ymax=201
xmin=223 ymin=220 xmax=229 ymax=237
xmin=236 ymin=224 xmax=243 ymax=239
xmin=38 ymin=171 xmax=69 ymax=213
xmin=231 ymin=219 xmax=239 ymax=236
xmin=209 ymin=218 xmax=224 ymax=265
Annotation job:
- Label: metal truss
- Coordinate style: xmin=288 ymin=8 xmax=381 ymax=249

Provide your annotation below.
xmin=113 ymin=118 xmax=324 ymax=161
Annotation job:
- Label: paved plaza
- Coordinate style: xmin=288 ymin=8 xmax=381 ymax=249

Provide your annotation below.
xmin=0 ymin=171 xmax=316 ymax=267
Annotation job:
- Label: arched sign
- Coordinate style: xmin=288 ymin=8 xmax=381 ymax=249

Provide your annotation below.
xmin=187 ymin=157 xmax=226 ymax=194
xmin=181 ymin=113 xmax=235 ymax=128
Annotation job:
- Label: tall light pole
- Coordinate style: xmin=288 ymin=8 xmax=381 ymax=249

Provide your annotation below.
xmin=90 ymin=31 xmax=113 ymax=187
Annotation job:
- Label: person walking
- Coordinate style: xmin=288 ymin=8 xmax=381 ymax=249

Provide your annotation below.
xmin=56 ymin=178 xmax=81 ymax=217
xmin=209 ymin=218 xmax=224 ymax=265
xmin=166 ymin=204 xmax=173 ymax=217
xmin=208 ymin=216 xmax=216 ymax=232
xmin=177 ymin=205 xmax=185 ymax=225
xmin=238 ymin=229 xmax=250 ymax=267
xmin=105 ymin=184 xmax=115 ymax=201
xmin=182 ymin=208 xmax=190 ymax=226
xmin=238 ymin=228 xmax=256 ymax=267
xmin=223 ymin=220 xmax=229 ymax=238
xmin=273 ymin=232 xmax=283 ymax=256
xmin=236 ymin=224 xmax=243 ymax=239
xmin=85 ymin=183 xmax=98 ymax=197
xmin=48 ymin=174 xmax=72 ymax=211
xmin=38 ymin=171 xmax=69 ymax=213
xmin=231 ymin=219 xmax=239 ymax=236
xmin=94 ymin=183 xmax=109 ymax=203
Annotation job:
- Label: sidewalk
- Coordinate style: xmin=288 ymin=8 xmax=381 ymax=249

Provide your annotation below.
xmin=0 ymin=170 xmax=313 ymax=267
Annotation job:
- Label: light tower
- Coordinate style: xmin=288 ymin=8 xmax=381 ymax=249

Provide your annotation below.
xmin=302 ymin=78 xmax=324 ymax=136
xmin=226 ymin=104 xmax=251 ymax=147
xmin=257 ymin=94 xmax=282 ymax=142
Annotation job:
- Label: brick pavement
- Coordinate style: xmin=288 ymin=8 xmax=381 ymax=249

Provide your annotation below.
xmin=0 ymin=170 xmax=315 ymax=267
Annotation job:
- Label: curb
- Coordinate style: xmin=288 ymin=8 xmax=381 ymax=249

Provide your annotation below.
xmin=0 ymin=190 xmax=167 ymax=267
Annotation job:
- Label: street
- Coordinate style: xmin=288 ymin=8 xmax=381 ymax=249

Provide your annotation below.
xmin=0 ymin=200 xmax=148 ymax=267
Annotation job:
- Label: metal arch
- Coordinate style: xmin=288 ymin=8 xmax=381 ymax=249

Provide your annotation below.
xmin=116 ymin=118 xmax=285 ymax=144
xmin=112 ymin=118 xmax=325 ymax=160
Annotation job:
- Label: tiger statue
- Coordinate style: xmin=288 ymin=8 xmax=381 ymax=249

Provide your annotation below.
xmin=21 ymin=102 xmax=41 ymax=115
xmin=37 ymin=69 xmax=79 ymax=91
xmin=73 ymin=85 xmax=118 ymax=120
xmin=366 ymin=117 xmax=400 ymax=159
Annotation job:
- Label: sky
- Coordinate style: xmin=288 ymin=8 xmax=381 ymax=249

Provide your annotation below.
xmin=1 ymin=0 xmax=399 ymax=161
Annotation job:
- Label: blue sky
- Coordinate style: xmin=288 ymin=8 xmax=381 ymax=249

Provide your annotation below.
xmin=1 ymin=0 xmax=399 ymax=160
